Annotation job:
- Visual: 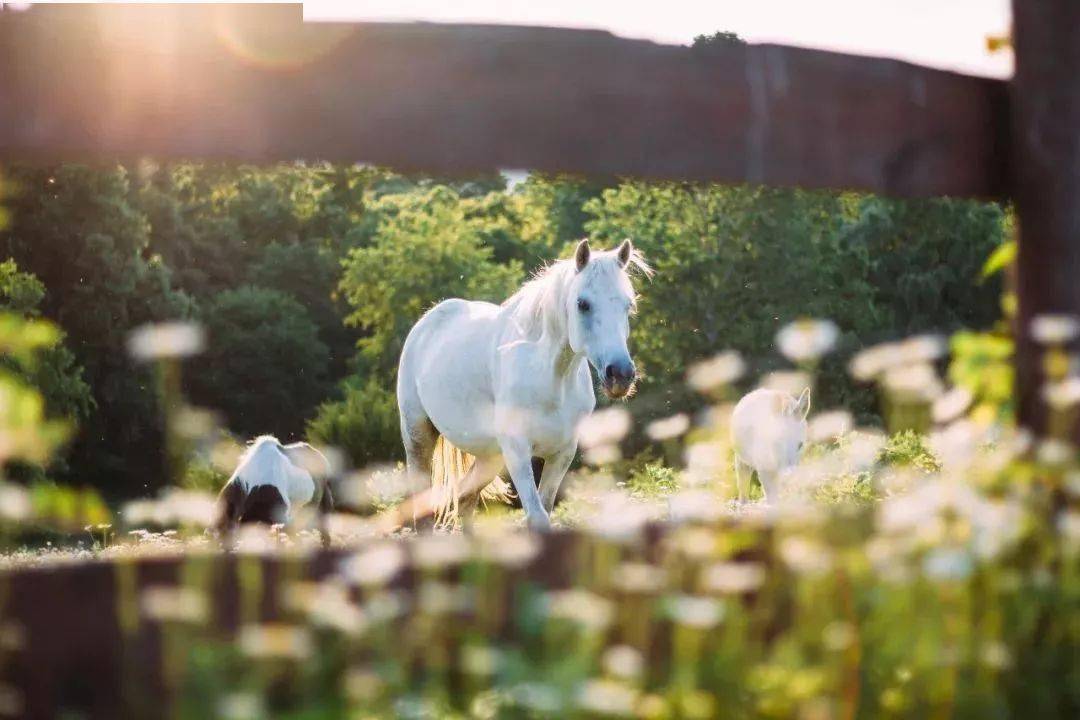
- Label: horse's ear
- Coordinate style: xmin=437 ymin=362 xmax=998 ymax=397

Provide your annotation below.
xmin=793 ymin=387 xmax=811 ymax=419
xmin=575 ymin=238 xmax=591 ymax=272
xmin=616 ymin=238 xmax=633 ymax=268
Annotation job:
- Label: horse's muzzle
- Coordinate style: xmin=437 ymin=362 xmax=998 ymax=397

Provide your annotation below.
xmin=602 ymin=361 xmax=637 ymax=399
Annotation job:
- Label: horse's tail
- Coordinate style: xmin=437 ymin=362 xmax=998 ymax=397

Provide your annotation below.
xmin=430 ymin=436 xmax=513 ymax=528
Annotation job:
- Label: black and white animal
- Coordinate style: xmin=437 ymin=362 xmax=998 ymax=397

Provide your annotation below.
xmin=214 ymin=435 xmax=334 ymax=531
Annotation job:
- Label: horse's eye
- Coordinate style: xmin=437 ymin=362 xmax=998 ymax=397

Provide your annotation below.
xmin=577 ymin=298 xmax=591 ymax=313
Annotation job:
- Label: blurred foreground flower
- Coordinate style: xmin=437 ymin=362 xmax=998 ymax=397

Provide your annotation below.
xmin=646 ymin=413 xmax=690 ymax=441
xmin=577 ymin=407 xmax=632 ymax=449
xmin=776 ymin=319 xmax=839 ymax=363
xmin=686 ymin=351 xmax=744 ymax=392
xmin=807 ymin=410 xmax=853 ymax=443
xmin=1042 ymin=376 xmax=1080 ymax=410
xmin=142 ymin=586 xmax=208 ymax=624
xmin=578 ymin=678 xmax=639 ymax=716
xmin=546 ymin=589 xmax=613 ymax=630
xmin=761 ymin=370 xmax=812 ymax=397
xmin=127 ymin=322 xmax=205 ymax=361
xmin=340 ymin=542 xmax=406 ymax=587
xmin=1030 ymin=314 xmax=1080 ymax=345
xmin=882 ymin=362 xmax=943 ymax=401
xmin=238 ymin=623 xmax=313 ymax=661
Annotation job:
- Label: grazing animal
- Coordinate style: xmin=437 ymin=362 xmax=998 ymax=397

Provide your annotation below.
xmin=731 ymin=387 xmax=811 ymax=503
xmin=397 ymin=238 xmax=651 ymax=530
xmin=214 ymin=435 xmax=334 ymax=531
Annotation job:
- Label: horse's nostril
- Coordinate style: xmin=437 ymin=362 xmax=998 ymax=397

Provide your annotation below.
xmin=605 ymin=365 xmax=616 ymax=382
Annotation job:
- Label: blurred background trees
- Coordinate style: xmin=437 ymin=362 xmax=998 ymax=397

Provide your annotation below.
xmin=0 ymin=162 xmax=1006 ymax=499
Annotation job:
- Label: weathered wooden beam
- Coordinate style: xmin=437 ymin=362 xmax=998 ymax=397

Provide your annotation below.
xmin=0 ymin=3 xmax=1009 ymax=199
xmin=1011 ymin=0 xmax=1080 ymax=434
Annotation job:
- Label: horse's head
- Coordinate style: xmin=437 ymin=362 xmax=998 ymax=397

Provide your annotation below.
xmin=566 ymin=238 xmax=650 ymax=399
xmin=779 ymin=387 xmax=812 ymax=468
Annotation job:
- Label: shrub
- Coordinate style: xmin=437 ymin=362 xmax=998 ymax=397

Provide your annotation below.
xmin=306 ymin=376 xmax=402 ymax=468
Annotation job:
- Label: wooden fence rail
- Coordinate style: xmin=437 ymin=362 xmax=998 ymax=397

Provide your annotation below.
xmin=0 ymin=3 xmax=1009 ymax=200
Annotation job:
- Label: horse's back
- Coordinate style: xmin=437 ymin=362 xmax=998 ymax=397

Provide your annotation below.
xmin=230 ymin=438 xmax=314 ymax=512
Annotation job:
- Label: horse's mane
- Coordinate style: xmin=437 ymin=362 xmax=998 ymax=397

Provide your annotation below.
xmin=502 ymin=247 xmax=651 ymax=341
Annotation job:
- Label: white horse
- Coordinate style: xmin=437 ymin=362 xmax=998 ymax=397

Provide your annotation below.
xmin=731 ymin=387 xmax=810 ymax=503
xmin=214 ymin=435 xmax=334 ymax=531
xmin=397 ymin=239 xmax=651 ymax=530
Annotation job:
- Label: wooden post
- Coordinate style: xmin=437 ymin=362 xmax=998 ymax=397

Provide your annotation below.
xmin=1011 ymin=0 xmax=1080 ymax=434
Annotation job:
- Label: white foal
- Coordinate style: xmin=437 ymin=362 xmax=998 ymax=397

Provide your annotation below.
xmin=731 ymin=387 xmax=810 ymax=503
xmin=397 ymin=239 xmax=651 ymax=530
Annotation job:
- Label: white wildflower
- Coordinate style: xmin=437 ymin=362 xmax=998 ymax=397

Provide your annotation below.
xmin=474 ymin=529 xmax=541 ymax=569
xmin=932 ymin=386 xmax=974 ymax=424
xmin=897 ymin=334 xmax=948 ymax=364
xmin=238 ymin=623 xmax=313 ymax=660
xmin=127 ymin=321 xmax=205 ymax=361
xmin=822 ymin=621 xmax=856 ymax=651
xmin=808 ymin=411 xmax=852 ymax=443
xmin=546 ymin=589 xmax=613 ymax=631
xmin=1036 ymin=438 xmax=1075 ymax=467
xmin=217 ymin=692 xmax=265 ymax=720
xmin=0 ymin=484 xmax=31 ymax=522
xmin=761 ymin=370 xmax=812 ymax=398
xmin=577 ymin=407 xmax=632 ymax=448
xmin=1030 ymin=314 xmax=1080 ymax=345
xmin=841 ymin=430 xmax=887 ymax=471
xmin=340 ymin=543 xmax=406 ymax=587
xmin=577 ymin=679 xmax=639 ymax=716
xmin=462 ymin=644 xmax=502 ymax=676
xmin=778 ymin=536 xmax=834 ymax=575
xmin=701 ymin=561 xmax=766 ymax=594
xmin=849 ymin=341 xmax=902 ymax=381
xmin=665 ymin=594 xmax=724 ymax=628
xmin=882 ymin=362 xmax=943 ymax=401
xmin=411 ymin=533 xmax=472 ymax=570
xmin=668 ymin=489 xmax=724 ymax=523
xmin=602 ymin=645 xmax=644 ymax=680
xmin=1042 ymin=376 xmax=1080 ymax=410
xmin=776 ymin=319 xmax=839 ymax=362
xmin=646 ymin=413 xmax=690 ymax=441
xmin=686 ymin=351 xmax=745 ymax=392
xmin=611 ymin=562 xmax=666 ymax=595
xmin=584 ymin=443 xmax=622 ymax=466
xmin=141 ymin=586 xmax=208 ymax=624
xmin=585 ymin=491 xmax=650 ymax=544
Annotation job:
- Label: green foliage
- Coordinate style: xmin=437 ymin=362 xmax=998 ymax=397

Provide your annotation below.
xmin=691 ymin=31 xmax=746 ymax=49
xmin=187 ymin=286 xmax=330 ymax=439
xmin=307 ymin=376 xmax=402 ymax=468
xmin=1 ymin=164 xmax=194 ymax=496
xmin=879 ymin=430 xmax=940 ymax=473
xmin=0 ymin=259 xmax=94 ymax=422
xmin=584 ymin=184 xmax=1005 ymax=431
xmin=625 ymin=457 xmax=681 ymax=498
xmin=949 ymin=330 xmax=1014 ymax=421
xmin=338 ymin=186 xmax=523 ymax=378
xmin=0 ymin=162 xmax=1008 ymax=495
xmin=179 ymin=459 xmax=229 ymax=494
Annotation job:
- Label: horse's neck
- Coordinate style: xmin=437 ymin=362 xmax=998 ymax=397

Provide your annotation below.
xmin=531 ymin=325 xmax=586 ymax=390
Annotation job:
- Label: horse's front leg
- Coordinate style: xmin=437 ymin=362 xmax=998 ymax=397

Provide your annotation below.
xmin=497 ymin=436 xmax=551 ymax=531
xmin=538 ymin=446 xmax=576 ymax=514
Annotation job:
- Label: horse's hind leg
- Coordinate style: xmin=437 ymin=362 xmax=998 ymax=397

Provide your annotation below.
xmin=400 ymin=403 xmax=438 ymax=531
xmin=734 ymin=458 xmax=752 ymax=503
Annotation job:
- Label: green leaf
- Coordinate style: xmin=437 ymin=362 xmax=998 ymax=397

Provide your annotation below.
xmin=981 ymin=240 xmax=1016 ymax=280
